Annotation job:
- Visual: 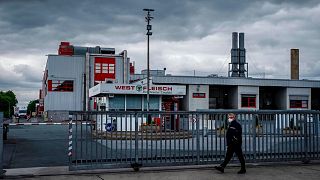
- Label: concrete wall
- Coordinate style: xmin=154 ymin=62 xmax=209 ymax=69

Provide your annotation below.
xmin=238 ymin=86 xmax=259 ymax=110
xmin=187 ymin=85 xmax=209 ymax=111
xmin=286 ymin=88 xmax=311 ymax=110
xmin=44 ymin=55 xmax=85 ymax=112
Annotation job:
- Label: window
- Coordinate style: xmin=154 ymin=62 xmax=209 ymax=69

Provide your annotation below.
xmin=48 ymin=80 xmax=73 ymax=92
xmin=94 ymin=57 xmax=116 ymax=81
xmin=241 ymin=94 xmax=256 ymax=108
xmin=193 ymin=93 xmax=206 ymax=98
xmin=290 ymin=100 xmax=308 ymax=108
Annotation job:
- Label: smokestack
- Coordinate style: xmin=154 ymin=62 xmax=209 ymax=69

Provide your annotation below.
xmin=291 ymin=49 xmax=299 ymax=80
xmin=232 ymin=32 xmax=238 ymax=49
xmin=230 ymin=32 xmax=239 ymax=77
xmin=239 ymin=32 xmax=244 ymax=49
xmin=238 ymin=32 xmax=246 ymax=77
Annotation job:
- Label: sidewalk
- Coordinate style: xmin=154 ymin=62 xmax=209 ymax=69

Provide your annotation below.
xmin=4 ymin=163 xmax=320 ymax=180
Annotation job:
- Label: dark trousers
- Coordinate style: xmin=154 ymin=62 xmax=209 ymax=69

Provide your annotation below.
xmin=221 ymin=144 xmax=246 ymax=169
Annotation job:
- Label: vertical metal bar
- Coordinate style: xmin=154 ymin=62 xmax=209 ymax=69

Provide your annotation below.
xmin=110 ymin=113 xmax=113 ymax=163
xmin=243 ymin=114 xmax=247 ymax=160
xmin=142 ymin=113 xmax=145 ymax=164
xmin=174 ymin=112 xmax=176 ymax=163
xmin=214 ymin=114 xmax=218 ymax=162
xmin=206 ymin=114 xmax=209 ymax=162
xmin=316 ymin=113 xmax=319 ymax=158
xmin=164 ymin=114 xmax=167 ymax=163
xmin=183 ymin=114 xmax=186 ymax=163
xmin=277 ymin=113 xmax=280 ymax=161
xmin=196 ymin=113 xmax=200 ymax=164
xmin=273 ymin=113 xmax=276 ymax=160
xmin=151 ymin=113 xmax=153 ymax=163
xmin=99 ymin=114 xmax=102 ymax=166
xmin=120 ymin=113 xmax=123 ymax=163
xmin=91 ymin=114 xmax=95 ymax=165
xmin=187 ymin=114 xmax=190 ymax=163
xmin=304 ymin=113 xmax=308 ymax=162
xmin=178 ymin=113 xmax=181 ymax=163
xmin=210 ymin=113 xmax=213 ymax=162
xmin=80 ymin=114 xmax=83 ymax=164
xmin=160 ymin=114 xmax=163 ymax=163
xmin=115 ymin=115 xmax=118 ymax=163
xmin=269 ymin=114 xmax=271 ymax=160
xmin=219 ymin=114 xmax=222 ymax=162
xmin=74 ymin=114 xmax=78 ymax=167
xmin=134 ymin=113 xmax=139 ymax=165
xmin=284 ymin=113 xmax=287 ymax=160
xmin=145 ymin=113 xmax=148 ymax=164
xmin=130 ymin=114 xmax=132 ymax=163
xmin=121 ymin=114 xmax=127 ymax=163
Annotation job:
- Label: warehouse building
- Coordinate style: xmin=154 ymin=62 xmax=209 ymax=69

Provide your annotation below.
xmin=40 ymin=33 xmax=320 ymax=121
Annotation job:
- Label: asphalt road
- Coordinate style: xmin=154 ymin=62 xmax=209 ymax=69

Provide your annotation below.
xmin=4 ymin=123 xmax=69 ymax=168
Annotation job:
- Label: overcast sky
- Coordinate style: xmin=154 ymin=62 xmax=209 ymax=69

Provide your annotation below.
xmin=0 ymin=0 xmax=319 ymax=106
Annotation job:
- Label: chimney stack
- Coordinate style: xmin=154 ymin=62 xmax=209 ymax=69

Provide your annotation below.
xmin=291 ymin=49 xmax=299 ymax=80
xmin=229 ymin=32 xmax=247 ymax=77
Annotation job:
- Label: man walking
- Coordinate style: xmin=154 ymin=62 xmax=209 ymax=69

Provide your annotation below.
xmin=214 ymin=113 xmax=246 ymax=174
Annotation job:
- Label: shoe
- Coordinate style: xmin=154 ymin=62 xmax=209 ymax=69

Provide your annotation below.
xmin=237 ymin=169 xmax=246 ymax=174
xmin=214 ymin=166 xmax=224 ymax=173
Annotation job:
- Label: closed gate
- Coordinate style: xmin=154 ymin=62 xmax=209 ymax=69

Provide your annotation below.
xmin=68 ymin=110 xmax=320 ymax=171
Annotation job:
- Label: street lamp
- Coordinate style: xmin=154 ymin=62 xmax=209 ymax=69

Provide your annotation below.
xmin=143 ymin=8 xmax=154 ymax=114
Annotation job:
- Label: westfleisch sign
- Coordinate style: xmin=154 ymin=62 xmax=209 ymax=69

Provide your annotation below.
xmin=89 ymin=84 xmax=186 ymax=97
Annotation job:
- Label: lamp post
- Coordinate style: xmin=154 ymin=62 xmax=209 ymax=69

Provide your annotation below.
xmin=143 ymin=8 xmax=154 ymax=113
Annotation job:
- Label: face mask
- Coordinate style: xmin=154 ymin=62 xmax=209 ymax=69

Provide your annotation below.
xmin=228 ymin=118 xmax=233 ymax=123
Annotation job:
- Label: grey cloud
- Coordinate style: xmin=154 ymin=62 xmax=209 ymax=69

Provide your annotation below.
xmin=0 ymin=0 xmax=320 ymax=105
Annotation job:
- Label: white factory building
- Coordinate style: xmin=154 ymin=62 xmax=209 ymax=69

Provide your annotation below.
xmin=40 ymin=33 xmax=320 ymax=121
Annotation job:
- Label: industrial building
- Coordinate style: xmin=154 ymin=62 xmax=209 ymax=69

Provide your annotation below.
xmin=40 ymin=33 xmax=320 ymax=121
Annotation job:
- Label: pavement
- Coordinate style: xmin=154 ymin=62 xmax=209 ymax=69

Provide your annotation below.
xmin=2 ymin=163 xmax=320 ymax=180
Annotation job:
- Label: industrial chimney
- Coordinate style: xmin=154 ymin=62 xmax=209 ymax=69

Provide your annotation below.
xmin=230 ymin=32 xmax=239 ymax=77
xmin=291 ymin=49 xmax=299 ymax=80
xmin=229 ymin=32 xmax=247 ymax=77
xmin=238 ymin=32 xmax=246 ymax=77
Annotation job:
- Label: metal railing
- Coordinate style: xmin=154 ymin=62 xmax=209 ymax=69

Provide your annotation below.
xmin=68 ymin=110 xmax=320 ymax=171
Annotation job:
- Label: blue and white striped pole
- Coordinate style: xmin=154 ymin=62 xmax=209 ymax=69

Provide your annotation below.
xmin=68 ymin=119 xmax=73 ymax=158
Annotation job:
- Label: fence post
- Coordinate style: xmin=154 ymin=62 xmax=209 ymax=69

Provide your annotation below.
xmin=303 ymin=113 xmax=309 ymax=163
xmin=196 ymin=113 xmax=200 ymax=164
xmin=0 ymin=112 xmax=5 ymax=177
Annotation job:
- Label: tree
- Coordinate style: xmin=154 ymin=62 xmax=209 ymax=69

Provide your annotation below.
xmin=0 ymin=90 xmax=18 ymax=118
xmin=27 ymin=99 xmax=39 ymax=115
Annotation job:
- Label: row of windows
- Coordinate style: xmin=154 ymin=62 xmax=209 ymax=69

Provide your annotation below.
xmin=290 ymin=100 xmax=308 ymax=108
xmin=95 ymin=63 xmax=115 ymax=74
xmin=241 ymin=95 xmax=256 ymax=108
xmin=193 ymin=93 xmax=206 ymax=98
xmin=48 ymin=80 xmax=73 ymax=92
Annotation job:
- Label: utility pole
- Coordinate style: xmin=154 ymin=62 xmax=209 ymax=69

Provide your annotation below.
xmin=143 ymin=8 xmax=154 ymax=113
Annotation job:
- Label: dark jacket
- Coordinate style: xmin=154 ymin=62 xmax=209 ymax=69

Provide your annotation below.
xmin=226 ymin=120 xmax=242 ymax=146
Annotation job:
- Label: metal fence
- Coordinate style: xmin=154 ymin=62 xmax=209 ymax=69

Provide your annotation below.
xmin=68 ymin=110 xmax=320 ymax=171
